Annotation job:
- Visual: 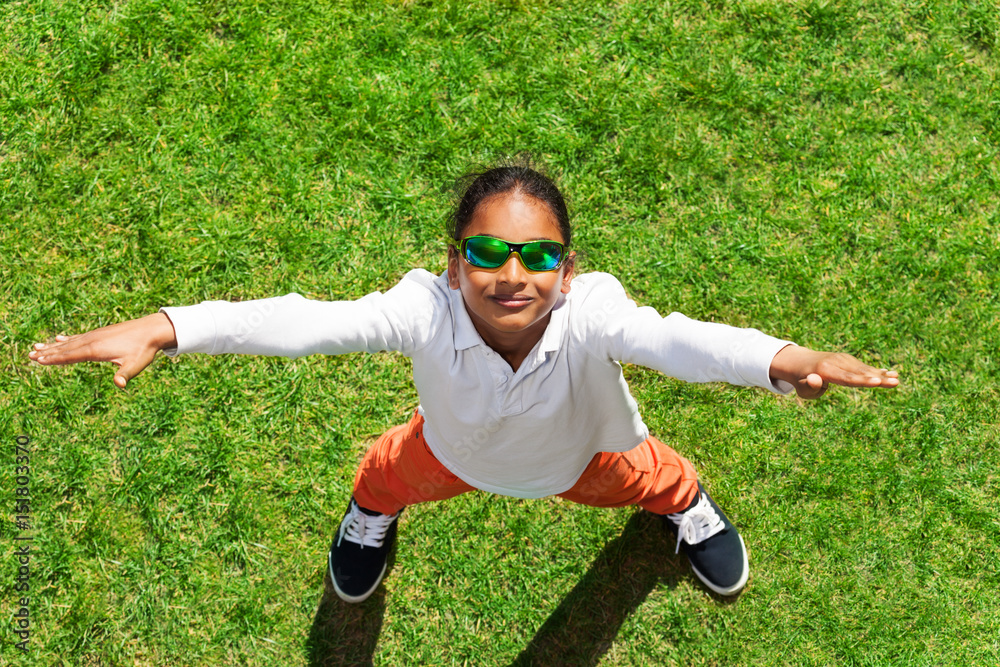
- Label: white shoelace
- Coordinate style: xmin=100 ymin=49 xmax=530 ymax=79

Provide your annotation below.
xmin=666 ymin=493 xmax=725 ymax=554
xmin=337 ymin=502 xmax=397 ymax=549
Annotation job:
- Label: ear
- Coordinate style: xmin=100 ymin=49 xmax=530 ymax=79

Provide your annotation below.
xmin=560 ymin=252 xmax=576 ymax=294
xmin=447 ymin=245 xmax=461 ymax=289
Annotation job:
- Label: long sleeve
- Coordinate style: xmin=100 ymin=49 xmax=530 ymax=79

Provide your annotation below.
xmin=159 ymin=269 xmax=443 ymax=359
xmin=573 ymin=272 xmax=794 ymax=394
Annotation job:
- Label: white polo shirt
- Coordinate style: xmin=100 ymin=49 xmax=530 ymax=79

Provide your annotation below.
xmin=162 ymin=270 xmax=792 ymax=498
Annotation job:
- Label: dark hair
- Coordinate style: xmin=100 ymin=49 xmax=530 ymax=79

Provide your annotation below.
xmin=449 ymin=158 xmax=571 ymax=246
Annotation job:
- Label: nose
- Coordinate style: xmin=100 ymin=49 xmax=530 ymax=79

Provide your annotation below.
xmin=495 ymin=252 xmax=529 ymax=284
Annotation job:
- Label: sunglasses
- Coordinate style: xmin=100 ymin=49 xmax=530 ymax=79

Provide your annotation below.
xmin=458 ymin=236 xmax=568 ymax=273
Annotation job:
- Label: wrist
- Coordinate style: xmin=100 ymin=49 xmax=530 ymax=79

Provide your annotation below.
xmin=147 ymin=312 xmax=179 ymax=351
xmin=768 ymin=343 xmax=804 ymax=385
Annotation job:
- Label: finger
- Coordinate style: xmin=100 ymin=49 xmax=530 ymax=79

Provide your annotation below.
xmin=875 ymin=369 xmax=900 ymax=386
xmin=30 ymin=337 xmax=70 ymax=359
xmin=30 ymin=339 xmax=64 ymax=356
xmin=33 ymin=334 xmax=77 ymax=350
xmin=114 ymin=354 xmax=155 ymax=390
xmin=835 ymin=370 xmax=899 ymax=387
xmin=30 ymin=336 xmax=107 ymax=365
xmin=796 ymin=382 xmax=826 ymax=400
xmin=796 ymin=373 xmax=827 ymax=399
xmin=817 ymin=360 xmax=885 ymax=386
xmin=114 ymin=360 xmax=139 ymax=389
xmin=818 ymin=361 xmax=900 ymax=389
xmin=30 ymin=343 xmax=90 ymax=365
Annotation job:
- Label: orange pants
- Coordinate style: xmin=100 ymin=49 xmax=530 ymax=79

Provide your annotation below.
xmin=353 ymin=411 xmax=699 ymax=516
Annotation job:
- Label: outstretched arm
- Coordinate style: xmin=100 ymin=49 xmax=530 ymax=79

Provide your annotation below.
xmin=769 ymin=345 xmax=899 ymax=399
xmin=29 ymin=313 xmax=178 ymax=389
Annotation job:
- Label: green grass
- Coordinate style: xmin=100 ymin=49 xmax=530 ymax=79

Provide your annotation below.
xmin=3 ymin=0 xmax=999 ymax=664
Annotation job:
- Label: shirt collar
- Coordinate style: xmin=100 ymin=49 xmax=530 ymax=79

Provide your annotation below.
xmin=449 ymin=283 xmax=486 ymax=351
xmin=538 ymin=291 xmax=568 ymax=354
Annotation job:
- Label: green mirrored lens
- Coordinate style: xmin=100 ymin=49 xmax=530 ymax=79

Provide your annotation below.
xmin=465 ymin=237 xmax=510 ymax=268
xmin=520 ymin=242 xmax=563 ymax=271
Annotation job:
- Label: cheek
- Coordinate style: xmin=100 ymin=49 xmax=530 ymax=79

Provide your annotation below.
xmin=455 ymin=269 xmax=492 ymax=300
xmin=537 ymin=275 xmax=565 ymax=299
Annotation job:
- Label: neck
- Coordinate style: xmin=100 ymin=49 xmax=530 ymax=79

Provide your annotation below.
xmin=470 ymin=313 xmax=551 ymax=373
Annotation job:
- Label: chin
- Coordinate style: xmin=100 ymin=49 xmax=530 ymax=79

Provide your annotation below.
xmin=490 ymin=319 xmax=532 ymax=333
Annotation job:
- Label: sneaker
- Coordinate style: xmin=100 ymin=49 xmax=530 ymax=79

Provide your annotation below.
xmin=328 ymin=498 xmax=401 ymax=603
xmin=662 ymin=482 xmax=749 ymax=596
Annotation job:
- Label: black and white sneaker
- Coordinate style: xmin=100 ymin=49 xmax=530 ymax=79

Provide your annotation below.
xmin=662 ymin=483 xmax=749 ymax=596
xmin=328 ymin=499 xmax=401 ymax=603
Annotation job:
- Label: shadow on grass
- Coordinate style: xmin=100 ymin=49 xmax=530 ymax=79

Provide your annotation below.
xmin=305 ymin=510 xmax=736 ymax=665
xmin=306 ymin=550 xmax=395 ymax=667
xmin=509 ymin=510 xmax=701 ymax=666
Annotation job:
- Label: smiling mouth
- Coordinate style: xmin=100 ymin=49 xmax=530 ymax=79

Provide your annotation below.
xmin=490 ymin=294 xmax=533 ymax=307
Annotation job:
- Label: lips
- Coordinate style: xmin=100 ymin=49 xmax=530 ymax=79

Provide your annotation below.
xmin=490 ymin=294 xmax=533 ymax=308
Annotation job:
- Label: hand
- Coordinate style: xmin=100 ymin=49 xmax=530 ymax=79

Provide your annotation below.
xmin=29 ymin=313 xmax=178 ymax=389
xmin=769 ymin=345 xmax=899 ymax=399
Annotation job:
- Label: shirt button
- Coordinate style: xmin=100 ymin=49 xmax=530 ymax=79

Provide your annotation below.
xmin=498 ymin=375 xmax=508 ymax=384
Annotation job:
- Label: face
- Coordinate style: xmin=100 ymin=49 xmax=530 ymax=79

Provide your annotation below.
xmin=447 ymin=195 xmax=575 ymax=353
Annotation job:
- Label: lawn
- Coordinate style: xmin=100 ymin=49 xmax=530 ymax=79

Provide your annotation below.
xmin=2 ymin=0 xmax=999 ymax=664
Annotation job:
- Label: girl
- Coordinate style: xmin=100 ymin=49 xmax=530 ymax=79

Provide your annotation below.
xmin=30 ymin=161 xmax=898 ymax=602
